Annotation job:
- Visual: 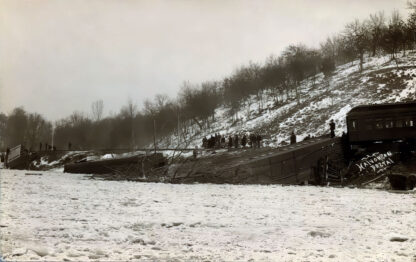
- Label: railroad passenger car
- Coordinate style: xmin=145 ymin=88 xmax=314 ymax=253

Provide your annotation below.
xmin=346 ymin=101 xmax=416 ymax=145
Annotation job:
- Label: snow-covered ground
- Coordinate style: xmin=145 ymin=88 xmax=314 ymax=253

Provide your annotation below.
xmin=1 ymin=169 xmax=415 ymax=261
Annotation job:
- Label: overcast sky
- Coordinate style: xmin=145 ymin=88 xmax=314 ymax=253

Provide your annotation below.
xmin=0 ymin=0 xmax=410 ymax=120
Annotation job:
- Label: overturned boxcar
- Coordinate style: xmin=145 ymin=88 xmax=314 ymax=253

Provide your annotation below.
xmin=169 ymin=137 xmax=345 ymax=185
xmin=243 ymin=137 xmax=344 ymax=184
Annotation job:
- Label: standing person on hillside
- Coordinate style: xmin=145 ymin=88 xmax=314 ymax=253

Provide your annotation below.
xmin=234 ymin=134 xmax=239 ymax=148
xmin=241 ymin=134 xmax=247 ymax=148
xmin=39 ymin=142 xmax=42 ymax=152
xmin=228 ymin=135 xmax=233 ymax=149
xmin=257 ymin=134 xmax=262 ymax=148
xmin=215 ymin=133 xmax=220 ymax=148
xmin=202 ymin=137 xmax=207 ymax=148
xmin=193 ymin=145 xmax=198 ymax=159
xmin=290 ymin=131 xmax=297 ymax=145
xmin=329 ymin=119 xmax=336 ymax=138
xmin=209 ymin=135 xmax=215 ymax=148
xmin=250 ymin=133 xmax=257 ymax=148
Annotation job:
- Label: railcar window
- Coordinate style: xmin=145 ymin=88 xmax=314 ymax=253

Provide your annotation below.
xmin=404 ymin=119 xmax=413 ymax=127
xmin=375 ymin=121 xmax=383 ymax=129
xmin=385 ymin=119 xmax=394 ymax=128
xmin=396 ymin=120 xmax=403 ymax=128
xmin=350 ymin=120 xmax=357 ymax=130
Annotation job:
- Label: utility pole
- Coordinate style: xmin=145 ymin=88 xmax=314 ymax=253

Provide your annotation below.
xmin=51 ymin=124 xmax=55 ymax=148
xmin=131 ymin=121 xmax=134 ymax=151
xmin=177 ymin=112 xmax=180 ymax=145
xmin=153 ymin=119 xmax=157 ymax=154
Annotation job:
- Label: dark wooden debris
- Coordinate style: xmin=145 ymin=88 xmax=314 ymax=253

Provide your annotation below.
xmin=64 ymin=153 xmax=166 ymax=177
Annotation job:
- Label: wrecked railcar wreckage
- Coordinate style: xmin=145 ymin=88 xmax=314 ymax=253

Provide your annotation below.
xmin=62 ymin=137 xmax=347 ymax=186
xmin=4 ymin=145 xmax=33 ymax=170
xmin=64 ymin=153 xmax=166 ymax=180
xmin=166 ymin=137 xmax=345 ymax=185
xmin=345 ymin=101 xmax=416 ymax=189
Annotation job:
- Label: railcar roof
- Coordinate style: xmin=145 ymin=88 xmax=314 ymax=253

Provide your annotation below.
xmin=347 ymin=101 xmax=416 ymax=116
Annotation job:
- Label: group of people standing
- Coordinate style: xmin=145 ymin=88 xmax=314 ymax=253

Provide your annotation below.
xmin=201 ymin=119 xmax=336 ymax=150
xmin=38 ymin=141 xmax=73 ymax=152
xmin=202 ymin=133 xmax=263 ymax=149
xmin=39 ymin=142 xmax=57 ymax=152
xmin=202 ymin=133 xmax=225 ymax=149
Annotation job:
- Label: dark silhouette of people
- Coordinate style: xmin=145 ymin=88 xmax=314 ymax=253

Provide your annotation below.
xmin=45 ymin=143 xmax=48 ymax=151
xmin=303 ymin=134 xmax=311 ymax=141
xmin=209 ymin=135 xmax=215 ymax=148
xmin=221 ymin=136 xmax=225 ymax=147
xmin=257 ymin=134 xmax=262 ymax=148
xmin=193 ymin=146 xmax=198 ymax=159
xmin=53 ymin=146 xmax=56 ymax=151
xmin=39 ymin=142 xmax=42 ymax=152
xmin=5 ymin=147 xmax=10 ymax=167
xmin=234 ymin=134 xmax=239 ymax=148
xmin=215 ymin=133 xmax=221 ymax=148
xmin=228 ymin=135 xmax=233 ymax=149
xmin=250 ymin=133 xmax=257 ymax=148
xmin=330 ymin=119 xmax=336 ymax=138
xmin=68 ymin=142 xmax=72 ymax=151
xmin=241 ymin=134 xmax=247 ymax=147
xmin=202 ymin=137 xmax=207 ymax=148
xmin=290 ymin=131 xmax=297 ymax=145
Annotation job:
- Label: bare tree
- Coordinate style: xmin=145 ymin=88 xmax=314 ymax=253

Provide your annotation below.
xmin=368 ymin=12 xmax=386 ymax=56
xmin=120 ymin=98 xmax=138 ymax=119
xmin=25 ymin=113 xmax=46 ymax=150
xmin=320 ymin=36 xmax=337 ymax=61
xmin=406 ymin=1 xmax=416 ymax=50
xmin=5 ymin=107 xmax=28 ymax=147
xmin=0 ymin=113 xmax=7 ymax=150
xmin=69 ymin=111 xmax=86 ymax=126
xmin=154 ymin=94 xmax=169 ymax=109
xmin=408 ymin=0 xmax=416 ymax=10
xmin=382 ymin=11 xmax=405 ymax=61
xmin=121 ymin=98 xmax=138 ymax=149
xmin=344 ymin=19 xmax=370 ymax=72
xmin=91 ymin=99 xmax=104 ymax=121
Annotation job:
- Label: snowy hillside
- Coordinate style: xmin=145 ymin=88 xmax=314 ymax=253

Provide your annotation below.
xmin=156 ymin=53 xmax=416 ymax=149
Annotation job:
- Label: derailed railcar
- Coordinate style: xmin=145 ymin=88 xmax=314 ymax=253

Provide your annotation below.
xmin=5 ymin=145 xmax=30 ymax=169
xmin=244 ymin=137 xmax=345 ymax=185
xmin=346 ymin=101 xmax=416 ymax=146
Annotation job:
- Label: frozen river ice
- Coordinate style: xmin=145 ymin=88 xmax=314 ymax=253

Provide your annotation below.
xmin=0 ymin=169 xmax=415 ymax=261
